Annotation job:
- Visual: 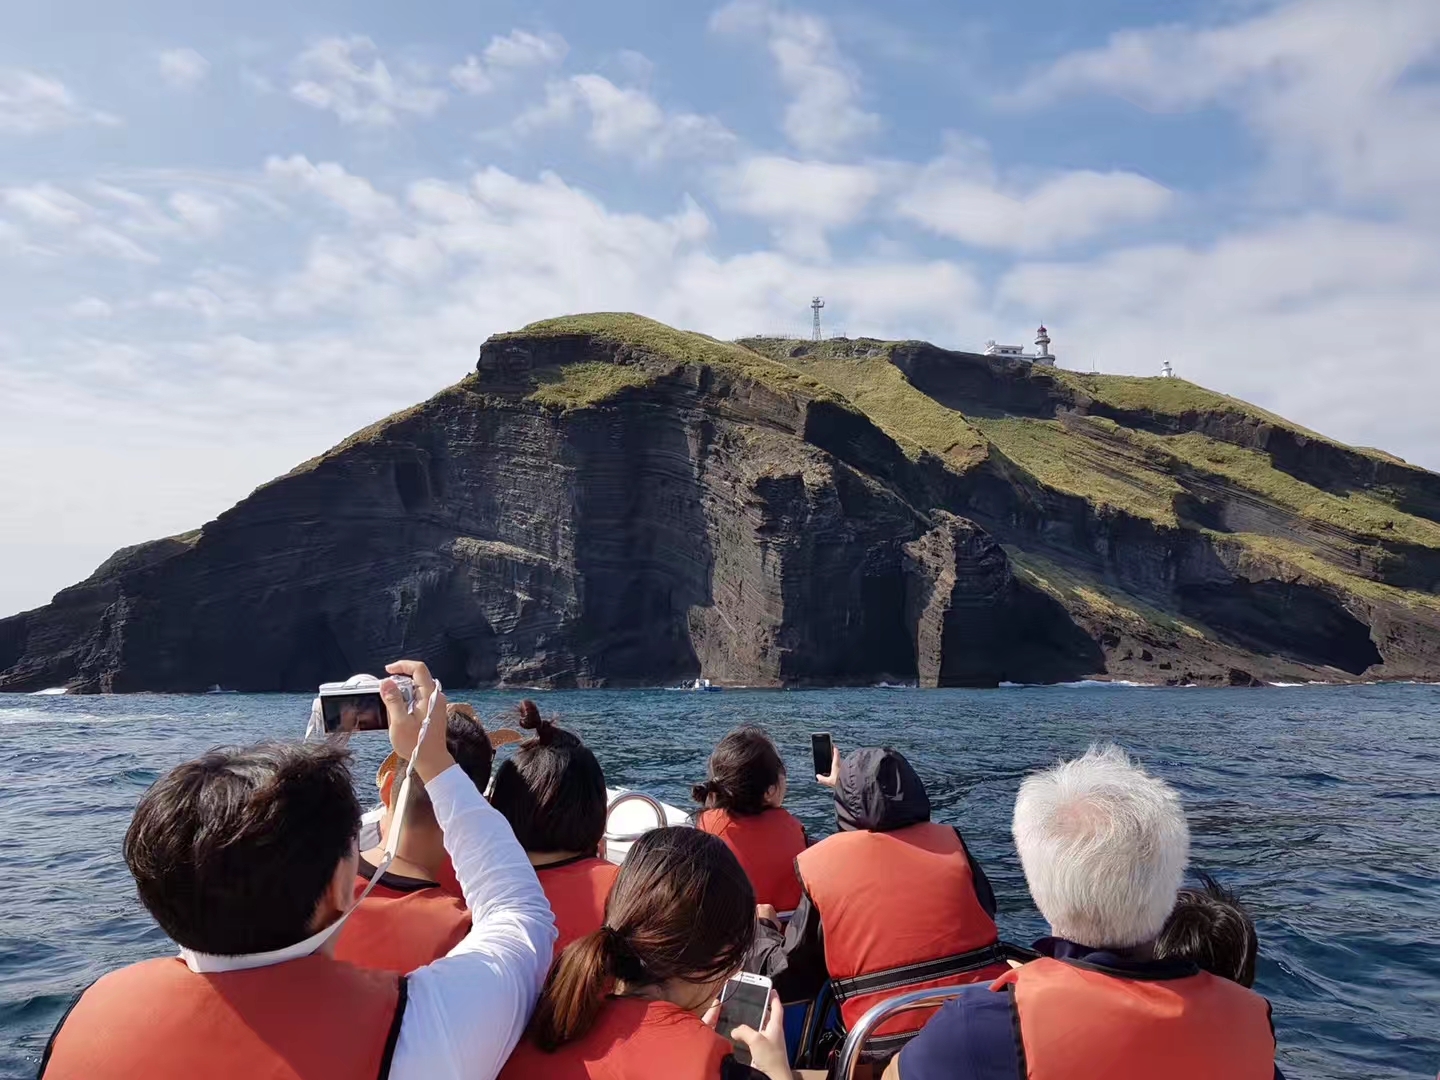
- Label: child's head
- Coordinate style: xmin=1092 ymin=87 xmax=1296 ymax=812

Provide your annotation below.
xmin=1155 ymin=873 xmax=1257 ymax=987
xmin=488 ymin=701 xmax=608 ymax=857
xmin=691 ymin=725 xmax=786 ymax=816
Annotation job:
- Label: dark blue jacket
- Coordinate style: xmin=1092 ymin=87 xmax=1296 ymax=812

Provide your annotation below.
xmin=896 ymin=938 xmax=1283 ymax=1080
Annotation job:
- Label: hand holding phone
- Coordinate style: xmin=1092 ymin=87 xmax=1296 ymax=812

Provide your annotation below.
xmin=811 ymin=732 xmax=833 ymax=778
xmin=716 ymin=973 xmax=772 ymax=1066
xmin=718 ymin=978 xmax=790 ymax=1079
xmin=812 ymin=732 xmax=840 ymax=787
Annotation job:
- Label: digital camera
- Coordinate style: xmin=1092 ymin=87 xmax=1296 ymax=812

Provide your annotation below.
xmin=316 ymin=674 xmax=416 ymax=734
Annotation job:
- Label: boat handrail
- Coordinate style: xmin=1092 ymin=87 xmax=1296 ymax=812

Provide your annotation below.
xmin=604 ymin=790 xmax=670 ymax=843
xmin=833 ymin=984 xmax=975 ymax=1079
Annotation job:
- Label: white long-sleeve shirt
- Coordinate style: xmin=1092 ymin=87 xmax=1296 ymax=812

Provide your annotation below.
xmin=389 ymin=764 xmax=557 ymax=1080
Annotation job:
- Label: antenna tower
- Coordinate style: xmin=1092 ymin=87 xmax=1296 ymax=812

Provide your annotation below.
xmin=810 ymin=296 xmax=825 ymax=341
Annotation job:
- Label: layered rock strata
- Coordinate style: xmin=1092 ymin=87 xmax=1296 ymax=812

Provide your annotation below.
xmin=5 ymin=313 xmax=1440 ymax=691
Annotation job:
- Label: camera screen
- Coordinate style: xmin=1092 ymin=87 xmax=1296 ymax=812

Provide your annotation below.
xmin=320 ymin=692 xmax=388 ymax=733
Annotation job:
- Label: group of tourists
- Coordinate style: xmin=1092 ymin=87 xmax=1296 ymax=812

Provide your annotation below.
xmin=38 ymin=659 xmax=1282 ymax=1079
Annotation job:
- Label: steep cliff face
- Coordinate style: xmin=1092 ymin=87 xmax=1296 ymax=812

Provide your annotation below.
xmin=5 ymin=313 xmax=1440 ymax=692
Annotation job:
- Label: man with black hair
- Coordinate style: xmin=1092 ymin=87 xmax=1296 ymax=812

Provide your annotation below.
xmin=41 ymin=661 xmax=555 ymax=1080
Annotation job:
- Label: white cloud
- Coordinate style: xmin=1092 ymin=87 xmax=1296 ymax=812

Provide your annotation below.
xmin=571 ymin=74 xmax=734 ymax=160
xmin=713 ymin=155 xmax=884 ymax=256
xmin=75 ymin=224 xmax=158 ymax=263
xmin=4 ymin=184 xmax=90 ymax=226
xmin=167 ymin=191 xmax=225 ymax=235
xmin=264 ymin=154 xmax=397 ymax=221
xmin=1012 ymin=0 xmax=1440 ymax=209
xmin=157 ymin=48 xmax=210 ymax=90
xmin=67 ymin=297 xmax=113 ymax=319
xmin=711 ymin=0 xmax=880 ymax=156
xmin=291 ymin=37 xmax=447 ymax=126
xmin=451 ymin=29 xmax=568 ymax=93
xmin=509 ymin=74 xmax=734 ymax=161
xmin=0 ymin=67 xmax=119 ymax=134
xmin=896 ymin=141 xmax=1173 ymax=252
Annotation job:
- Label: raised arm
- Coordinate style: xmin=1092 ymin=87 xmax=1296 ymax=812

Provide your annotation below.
xmin=375 ymin=661 xmax=557 ymax=1080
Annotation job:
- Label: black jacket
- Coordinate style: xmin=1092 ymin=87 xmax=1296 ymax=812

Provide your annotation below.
xmin=747 ymin=748 xmax=996 ymax=1002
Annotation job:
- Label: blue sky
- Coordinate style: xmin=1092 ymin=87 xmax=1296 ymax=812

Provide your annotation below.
xmin=2 ymin=0 xmax=1439 ymax=617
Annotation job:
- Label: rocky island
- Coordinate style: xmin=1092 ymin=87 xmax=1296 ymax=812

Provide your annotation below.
xmin=5 ymin=313 xmax=1440 ymax=692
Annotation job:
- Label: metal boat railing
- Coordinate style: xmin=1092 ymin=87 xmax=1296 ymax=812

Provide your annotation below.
xmin=604 ymin=790 xmax=670 ymax=844
xmin=832 ymin=985 xmax=978 ymax=1079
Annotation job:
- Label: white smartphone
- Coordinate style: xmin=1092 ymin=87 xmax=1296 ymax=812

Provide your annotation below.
xmin=717 ymin=972 xmax=772 ymax=1066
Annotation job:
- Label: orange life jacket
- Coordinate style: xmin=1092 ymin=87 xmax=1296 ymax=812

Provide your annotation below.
xmin=333 ymin=871 xmax=471 ymax=974
xmin=40 ymin=954 xmax=403 ymax=1080
xmin=499 ymin=996 xmax=731 ymax=1080
xmin=695 ymin=807 xmax=807 ymax=912
xmin=537 ymin=856 xmax=621 ymax=956
xmin=795 ymin=821 xmax=1007 ymax=1048
xmin=991 ymin=956 xmax=1276 ymax=1079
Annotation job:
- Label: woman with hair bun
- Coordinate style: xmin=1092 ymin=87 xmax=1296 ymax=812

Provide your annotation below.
xmin=693 ymin=727 xmax=807 ymax=914
xmin=499 ymin=827 xmax=794 ymax=1080
xmin=489 ymin=701 xmax=619 ymax=954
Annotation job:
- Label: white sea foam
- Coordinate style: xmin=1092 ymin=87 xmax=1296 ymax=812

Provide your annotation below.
xmin=30 ymin=687 xmax=68 ymax=695
xmin=1056 ymin=679 xmax=1155 ymax=688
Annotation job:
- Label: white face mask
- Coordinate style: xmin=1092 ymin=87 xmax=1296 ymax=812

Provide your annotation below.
xmin=182 ymin=679 xmax=444 ymax=974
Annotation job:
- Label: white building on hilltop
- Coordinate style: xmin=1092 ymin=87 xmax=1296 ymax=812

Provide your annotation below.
xmin=983 ymin=325 xmax=1056 ymax=367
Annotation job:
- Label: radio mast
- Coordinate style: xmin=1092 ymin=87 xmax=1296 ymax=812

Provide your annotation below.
xmin=811 ymin=297 xmax=825 ymax=341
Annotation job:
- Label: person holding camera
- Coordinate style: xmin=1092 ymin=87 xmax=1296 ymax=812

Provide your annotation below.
xmin=333 ymin=702 xmax=503 ymax=975
xmin=40 ymin=660 xmax=556 ymax=1080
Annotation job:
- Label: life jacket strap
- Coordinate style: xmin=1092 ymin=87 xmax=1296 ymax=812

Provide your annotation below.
xmin=830 ymin=943 xmax=1005 ymax=1002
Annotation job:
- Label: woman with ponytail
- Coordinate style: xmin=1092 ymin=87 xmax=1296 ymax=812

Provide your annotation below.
xmin=692 ymin=727 xmax=807 ymax=914
xmin=489 ymin=701 xmax=619 ymax=953
xmin=499 ymin=827 xmax=795 ymax=1080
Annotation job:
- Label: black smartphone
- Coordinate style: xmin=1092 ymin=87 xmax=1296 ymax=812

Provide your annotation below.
xmin=811 ymin=732 xmax=833 ymax=777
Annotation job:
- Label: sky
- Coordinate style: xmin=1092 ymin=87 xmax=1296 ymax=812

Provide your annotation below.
xmin=2 ymin=0 xmax=1439 ymax=618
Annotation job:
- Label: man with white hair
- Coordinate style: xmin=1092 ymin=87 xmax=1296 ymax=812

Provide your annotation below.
xmin=886 ymin=745 xmax=1281 ymax=1080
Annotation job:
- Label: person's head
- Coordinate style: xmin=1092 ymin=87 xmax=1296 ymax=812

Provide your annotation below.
xmin=528 ymin=827 xmax=757 ymax=1050
xmin=125 ymin=741 xmax=361 ymax=956
xmin=691 ymin=725 xmax=787 ymax=816
xmin=1013 ymin=743 xmax=1189 ymax=950
xmin=834 ymin=747 xmax=930 ymax=833
xmin=378 ymin=702 xmax=498 ymax=825
xmin=488 ymin=701 xmax=607 ymax=857
xmin=1156 ymin=873 xmax=1257 ymax=986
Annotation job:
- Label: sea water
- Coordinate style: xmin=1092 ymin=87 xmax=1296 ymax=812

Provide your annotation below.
xmin=1 ymin=684 xmax=1436 ymax=1079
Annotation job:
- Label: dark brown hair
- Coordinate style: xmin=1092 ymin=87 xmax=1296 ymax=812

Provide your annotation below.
xmin=125 ymin=741 xmax=360 ymax=955
xmin=528 ymin=827 xmax=757 ymax=1050
xmin=692 ymin=725 xmax=785 ymax=817
xmin=1155 ymin=872 xmax=1258 ymax=987
xmin=387 ymin=704 xmax=498 ymax=819
xmin=489 ymin=701 xmax=607 ymax=855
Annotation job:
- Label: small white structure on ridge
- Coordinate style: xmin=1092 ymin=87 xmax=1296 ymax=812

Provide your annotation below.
xmin=983 ymin=325 xmax=1056 ymax=367
xmin=1161 ymin=359 xmax=1175 ymax=379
